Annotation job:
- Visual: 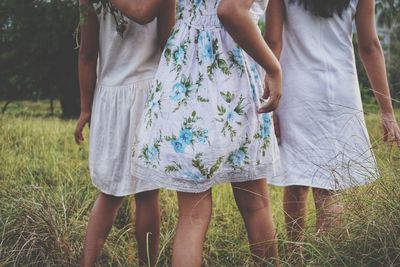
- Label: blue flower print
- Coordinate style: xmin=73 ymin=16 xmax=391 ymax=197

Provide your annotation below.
xmin=170 ymin=82 xmax=187 ymax=102
xmin=227 ymin=111 xmax=235 ymax=123
xmin=251 ymin=63 xmax=262 ymax=82
xmin=261 ymin=114 xmax=271 ymax=138
xmin=197 ymin=129 xmax=208 ymax=144
xmin=232 ymin=48 xmax=244 ymax=66
xmin=184 ymin=170 xmax=204 ymax=181
xmin=198 ymin=31 xmax=215 ymax=64
xmin=229 ymin=149 xmax=246 ymax=167
xmin=145 ymin=145 xmax=159 ymax=161
xmin=179 ymin=128 xmax=193 ymax=145
xmin=251 ymin=83 xmax=258 ymax=103
xmin=174 ymin=47 xmax=185 ymax=64
xmin=149 ymin=99 xmax=159 ymax=110
xmin=194 ymin=0 xmax=202 ymax=7
xmin=171 ymin=139 xmax=186 ymax=153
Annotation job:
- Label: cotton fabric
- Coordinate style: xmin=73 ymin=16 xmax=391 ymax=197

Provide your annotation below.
xmin=131 ymin=0 xmax=280 ymax=193
xmin=268 ymin=0 xmax=379 ymax=190
xmin=89 ymin=5 xmax=161 ymax=196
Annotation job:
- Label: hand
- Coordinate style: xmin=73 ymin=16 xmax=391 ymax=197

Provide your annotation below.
xmin=381 ymin=112 xmax=400 ymax=147
xmin=74 ymin=111 xmax=91 ymax=145
xmin=258 ymin=74 xmax=282 ymax=113
xmin=273 ymin=112 xmax=281 ymax=145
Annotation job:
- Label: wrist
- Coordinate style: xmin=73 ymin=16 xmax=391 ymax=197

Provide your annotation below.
xmin=80 ymin=109 xmax=91 ymax=115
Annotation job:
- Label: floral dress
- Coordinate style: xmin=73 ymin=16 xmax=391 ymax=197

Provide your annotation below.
xmin=131 ymin=0 xmax=280 ymax=193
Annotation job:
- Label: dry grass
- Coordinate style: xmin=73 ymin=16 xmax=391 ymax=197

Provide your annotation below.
xmin=0 ymin=103 xmax=399 ymax=266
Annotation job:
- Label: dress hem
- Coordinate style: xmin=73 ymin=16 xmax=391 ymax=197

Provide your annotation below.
xmin=91 ymin=177 xmax=160 ymax=197
xmin=131 ymin=160 xmax=281 ymax=193
xmin=267 ymin=173 xmax=379 ymax=191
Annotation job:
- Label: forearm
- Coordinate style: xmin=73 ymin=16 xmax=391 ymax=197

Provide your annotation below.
xmin=265 ymin=38 xmax=282 ymax=59
xmin=109 ymin=0 xmax=161 ymax=24
xmin=218 ymin=1 xmax=281 ymax=77
xmin=359 ymin=42 xmax=394 ymax=115
xmin=78 ymin=58 xmax=97 ymax=113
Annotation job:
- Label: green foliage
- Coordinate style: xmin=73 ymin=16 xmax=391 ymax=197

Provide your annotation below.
xmin=0 ymin=0 xmax=80 ymax=117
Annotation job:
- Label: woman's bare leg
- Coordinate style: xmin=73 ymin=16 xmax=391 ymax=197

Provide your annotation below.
xmin=232 ymin=179 xmax=280 ymax=266
xmin=172 ymin=190 xmax=212 ymax=267
xmin=135 ymin=189 xmax=160 ymax=267
xmin=80 ymin=193 xmax=124 ymax=267
xmin=312 ymin=188 xmax=343 ymax=233
xmin=283 ymin=185 xmax=309 ymax=258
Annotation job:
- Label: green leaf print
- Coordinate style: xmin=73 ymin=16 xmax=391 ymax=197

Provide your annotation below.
xmin=228 ymin=47 xmax=246 ymax=77
xmin=139 ymin=132 xmax=163 ymax=168
xmin=226 ymin=136 xmax=251 ymax=171
xmin=145 ymin=81 xmax=163 ymax=128
xmin=216 ymin=93 xmax=247 ymax=141
xmin=220 ymin=91 xmax=235 ymax=103
xmin=172 ymin=73 xmax=207 ymax=112
xmin=192 ymin=153 xmax=225 ymax=179
xmin=164 ymin=111 xmax=210 ymax=153
xmin=165 ymin=161 xmax=183 ymax=174
xmin=217 ymin=58 xmax=230 ymax=75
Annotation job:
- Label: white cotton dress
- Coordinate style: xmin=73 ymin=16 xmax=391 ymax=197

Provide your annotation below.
xmin=88 ymin=5 xmax=161 ymax=196
xmin=268 ymin=0 xmax=379 ymax=190
xmin=131 ymin=0 xmax=280 ymax=193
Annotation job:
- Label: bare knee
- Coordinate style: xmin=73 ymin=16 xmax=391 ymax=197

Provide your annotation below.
xmin=284 ymin=186 xmax=309 ymax=202
xmin=177 ymin=192 xmax=212 ymax=227
xmin=237 ymin=195 xmax=270 ymax=215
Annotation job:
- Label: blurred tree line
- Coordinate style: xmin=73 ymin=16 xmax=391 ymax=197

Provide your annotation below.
xmin=0 ymin=0 xmax=399 ymax=118
xmin=0 ymin=0 xmax=80 ymax=117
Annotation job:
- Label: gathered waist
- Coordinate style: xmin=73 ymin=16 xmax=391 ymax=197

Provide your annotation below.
xmin=179 ymin=12 xmax=260 ymax=30
xmin=180 ymin=12 xmax=222 ymax=29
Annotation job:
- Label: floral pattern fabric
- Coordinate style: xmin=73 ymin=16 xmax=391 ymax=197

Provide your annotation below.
xmin=132 ymin=0 xmax=280 ymax=193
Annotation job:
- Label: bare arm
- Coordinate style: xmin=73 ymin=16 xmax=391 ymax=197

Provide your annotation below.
xmin=264 ymin=0 xmax=285 ymax=143
xmin=218 ymin=0 xmax=282 ymax=113
xmin=157 ymin=0 xmax=176 ymax=49
xmin=75 ymin=0 xmax=99 ymax=145
xmin=355 ymin=0 xmax=400 ymax=145
xmin=264 ymin=0 xmax=285 ymax=58
xmin=109 ymin=0 xmax=163 ymax=25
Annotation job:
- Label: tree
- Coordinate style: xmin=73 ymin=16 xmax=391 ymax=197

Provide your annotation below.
xmin=0 ymin=0 xmax=80 ymax=117
xmin=376 ymin=0 xmax=400 ymax=106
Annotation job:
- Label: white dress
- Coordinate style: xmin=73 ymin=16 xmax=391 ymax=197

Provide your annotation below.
xmin=131 ymin=0 xmax=280 ymax=193
xmin=89 ymin=5 xmax=161 ymax=196
xmin=268 ymin=0 xmax=379 ymax=190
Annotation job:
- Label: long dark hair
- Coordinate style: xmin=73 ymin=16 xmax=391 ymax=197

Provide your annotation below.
xmin=289 ymin=0 xmax=351 ymax=18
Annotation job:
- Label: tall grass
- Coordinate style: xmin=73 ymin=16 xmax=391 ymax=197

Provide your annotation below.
xmin=0 ymin=106 xmax=399 ymax=266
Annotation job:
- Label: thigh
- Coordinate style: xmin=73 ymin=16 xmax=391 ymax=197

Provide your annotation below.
xmin=135 ymin=189 xmax=159 ymax=205
xmin=177 ymin=190 xmax=213 ymax=217
xmin=231 ymin=179 xmax=270 ymax=211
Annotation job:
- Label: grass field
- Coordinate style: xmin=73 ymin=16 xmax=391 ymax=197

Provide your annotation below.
xmin=0 ymin=101 xmax=399 ymax=266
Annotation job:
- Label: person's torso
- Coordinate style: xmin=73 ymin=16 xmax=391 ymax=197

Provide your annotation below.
xmin=94 ymin=5 xmax=161 ymax=86
xmin=279 ymin=0 xmax=360 ymax=102
xmin=281 ymin=0 xmax=358 ymax=73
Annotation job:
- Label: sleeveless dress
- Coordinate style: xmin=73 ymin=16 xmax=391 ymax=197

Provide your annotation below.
xmin=131 ymin=0 xmax=280 ymax=193
xmin=89 ymin=5 xmax=161 ymax=196
xmin=268 ymin=0 xmax=379 ymax=190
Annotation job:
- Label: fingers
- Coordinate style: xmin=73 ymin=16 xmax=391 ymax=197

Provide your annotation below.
xmin=382 ymin=122 xmax=388 ymax=142
xmin=395 ymin=130 xmax=400 ymax=147
xmin=74 ymin=122 xmax=85 ymax=145
xmin=382 ymin=121 xmax=400 ymax=147
xmin=263 ymin=78 xmax=270 ymax=99
xmin=258 ymin=94 xmax=280 ymax=113
xmin=273 ymin=112 xmax=281 ymax=145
